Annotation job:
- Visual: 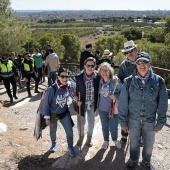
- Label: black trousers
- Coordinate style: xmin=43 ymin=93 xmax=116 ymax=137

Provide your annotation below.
xmin=37 ymin=67 xmax=43 ymax=82
xmin=25 ymin=72 xmax=39 ymax=95
xmin=3 ymin=76 xmax=17 ymax=98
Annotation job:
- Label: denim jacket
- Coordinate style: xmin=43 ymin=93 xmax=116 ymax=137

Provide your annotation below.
xmin=118 ymin=69 xmax=168 ymax=129
xmin=117 ymin=60 xmax=135 ymax=83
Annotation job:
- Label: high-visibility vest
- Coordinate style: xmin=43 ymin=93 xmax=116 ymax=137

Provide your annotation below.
xmin=23 ymin=58 xmax=34 ymax=73
xmin=0 ymin=60 xmax=14 ymax=78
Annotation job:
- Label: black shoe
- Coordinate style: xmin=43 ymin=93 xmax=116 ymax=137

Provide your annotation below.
xmin=127 ymin=160 xmax=138 ymax=170
xmin=28 ymin=94 xmax=32 ymax=97
xmin=13 ymin=96 xmax=18 ymax=100
xmin=140 ymin=161 xmax=155 ymax=170
xmin=19 ymin=86 xmax=24 ymax=89
xmin=139 ymin=139 xmax=143 ymax=147
xmin=34 ymin=90 xmax=40 ymax=93
xmin=120 ymin=137 xmax=127 ymax=144
xmin=10 ymin=97 xmax=13 ymax=103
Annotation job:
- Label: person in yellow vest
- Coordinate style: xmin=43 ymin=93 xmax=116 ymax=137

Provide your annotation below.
xmin=21 ymin=52 xmax=40 ymax=97
xmin=0 ymin=56 xmax=19 ymax=102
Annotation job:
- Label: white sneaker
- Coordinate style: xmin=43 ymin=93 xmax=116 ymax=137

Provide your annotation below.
xmin=101 ymin=141 xmax=109 ymax=150
xmin=114 ymin=140 xmax=122 ymax=149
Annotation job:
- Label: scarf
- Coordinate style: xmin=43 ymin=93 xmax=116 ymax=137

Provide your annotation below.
xmin=57 ymin=80 xmax=67 ymax=91
xmin=136 ymin=70 xmax=150 ymax=84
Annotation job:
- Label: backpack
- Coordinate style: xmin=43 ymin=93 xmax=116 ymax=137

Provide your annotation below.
xmin=34 ymin=84 xmax=56 ymax=140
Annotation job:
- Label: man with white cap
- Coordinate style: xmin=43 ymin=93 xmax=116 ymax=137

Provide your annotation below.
xmin=117 ymin=40 xmax=138 ymax=143
xmin=118 ymin=51 xmax=168 ymax=170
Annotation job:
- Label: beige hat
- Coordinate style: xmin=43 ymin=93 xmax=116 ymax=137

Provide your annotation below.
xmin=121 ymin=40 xmax=137 ymax=53
xmin=103 ymin=49 xmax=113 ymax=57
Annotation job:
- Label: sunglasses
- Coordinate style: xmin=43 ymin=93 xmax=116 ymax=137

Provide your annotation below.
xmin=60 ymin=75 xmax=69 ymax=79
xmin=136 ymin=60 xmax=149 ymax=65
xmin=125 ymin=49 xmax=134 ymax=55
xmin=86 ymin=64 xmax=95 ymax=68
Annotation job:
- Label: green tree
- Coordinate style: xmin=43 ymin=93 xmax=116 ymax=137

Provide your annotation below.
xmin=94 ymin=34 xmax=127 ymax=56
xmin=61 ymin=34 xmax=81 ymax=63
xmin=0 ymin=0 xmax=31 ymax=55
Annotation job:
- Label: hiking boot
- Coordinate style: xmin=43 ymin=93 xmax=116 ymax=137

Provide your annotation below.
xmin=113 ymin=140 xmax=122 ymax=149
xmin=49 ymin=143 xmax=56 ymax=153
xmin=13 ymin=96 xmax=18 ymax=100
xmin=120 ymin=137 xmax=127 ymax=144
xmin=68 ymin=146 xmax=76 ymax=157
xmin=127 ymin=160 xmax=138 ymax=170
xmin=140 ymin=161 xmax=155 ymax=170
xmin=101 ymin=141 xmax=109 ymax=150
xmin=86 ymin=136 xmax=93 ymax=147
xmin=77 ymin=136 xmax=84 ymax=147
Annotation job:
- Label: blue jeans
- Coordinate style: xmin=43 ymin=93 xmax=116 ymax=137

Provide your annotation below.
xmin=50 ymin=112 xmax=73 ymax=147
xmin=77 ymin=105 xmax=95 ymax=137
xmin=99 ymin=110 xmax=118 ymax=141
xmin=129 ymin=118 xmax=155 ymax=162
xmin=48 ymin=71 xmax=56 ymax=86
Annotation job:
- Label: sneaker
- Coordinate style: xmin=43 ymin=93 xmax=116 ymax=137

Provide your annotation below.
xmin=49 ymin=143 xmax=56 ymax=153
xmin=120 ymin=137 xmax=127 ymax=144
xmin=113 ymin=140 xmax=122 ymax=149
xmin=140 ymin=161 xmax=155 ymax=170
xmin=68 ymin=146 xmax=76 ymax=157
xmin=101 ymin=141 xmax=109 ymax=150
xmin=127 ymin=160 xmax=138 ymax=170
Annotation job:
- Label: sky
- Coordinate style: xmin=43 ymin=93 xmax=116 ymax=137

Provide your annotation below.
xmin=10 ymin=0 xmax=170 ymax=11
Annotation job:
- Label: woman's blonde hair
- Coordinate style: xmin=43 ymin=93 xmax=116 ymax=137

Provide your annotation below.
xmin=98 ymin=62 xmax=114 ymax=77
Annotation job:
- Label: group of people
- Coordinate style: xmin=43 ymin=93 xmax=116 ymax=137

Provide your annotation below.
xmin=0 ymin=45 xmax=60 ymax=102
xmin=42 ymin=40 xmax=168 ymax=170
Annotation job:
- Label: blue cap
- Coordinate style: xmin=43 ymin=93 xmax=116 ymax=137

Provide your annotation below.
xmin=136 ymin=51 xmax=151 ymax=62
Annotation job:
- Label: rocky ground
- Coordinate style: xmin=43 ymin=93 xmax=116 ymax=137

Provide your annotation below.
xmin=0 ymin=81 xmax=170 ymax=170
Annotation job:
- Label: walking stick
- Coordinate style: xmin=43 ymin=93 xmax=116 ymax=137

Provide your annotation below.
xmin=109 ymin=80 xmax=118 ymax=119
xmin=78 ymin=92 xmax=82 ymax=152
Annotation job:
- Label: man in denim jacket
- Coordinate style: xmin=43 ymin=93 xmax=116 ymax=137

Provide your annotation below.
xmin=118 ymin=52 xmax=168 ymax=170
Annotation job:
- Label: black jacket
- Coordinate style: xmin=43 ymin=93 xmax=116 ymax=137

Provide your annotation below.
xmin=80 ymin=50 xmax=96 ymax=70
xmin=75 ymin=71 xmax=100 ymax=116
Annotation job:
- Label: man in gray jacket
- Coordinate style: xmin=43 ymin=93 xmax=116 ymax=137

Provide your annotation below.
xmin=118 ymin=52 xmax=168 ymax=170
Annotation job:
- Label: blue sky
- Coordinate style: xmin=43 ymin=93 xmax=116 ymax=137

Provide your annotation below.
xmin=10 ymin=0 xmax=170 ymax=10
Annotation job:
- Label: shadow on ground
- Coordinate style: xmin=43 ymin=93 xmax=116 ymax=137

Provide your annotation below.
xmin=18 ymin=151 xmax=60 ymax=170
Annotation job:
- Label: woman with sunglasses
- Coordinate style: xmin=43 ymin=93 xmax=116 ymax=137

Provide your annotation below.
xmin=98 ymin=62 xmax=122 ymax=150
xmin=72 ymin=57 xmax=100 ymax=147
xmin=43 ymin=68 xmax=78 ymax=157
xmin=118 ymin=52 xmax=168 ymax=170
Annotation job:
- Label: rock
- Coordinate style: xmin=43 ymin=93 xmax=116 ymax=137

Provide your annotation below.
xmin=19 ymin=127 xmax=28 ymax=130
xmin=157 ymin=144 xmax=163 ymax=149
xmin=0 ymin=122 xmax=7 ymax=134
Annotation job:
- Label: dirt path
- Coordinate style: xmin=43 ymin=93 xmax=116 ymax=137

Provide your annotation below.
xmin=0 ymin=82 xmax=170 ymax=170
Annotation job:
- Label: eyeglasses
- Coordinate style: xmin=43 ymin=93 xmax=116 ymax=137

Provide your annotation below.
xmin=101 ymin=69 xmax=109 ymax=73
xmin=86 ymin=64 xmax=95 ymax=68
xmin=125 ymin=49 xmax=134 ymax=55
xmin=60 ymin=75 xmax=69 ymax=79
xmin=136 ymin=60 xmax=149 ymax=65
